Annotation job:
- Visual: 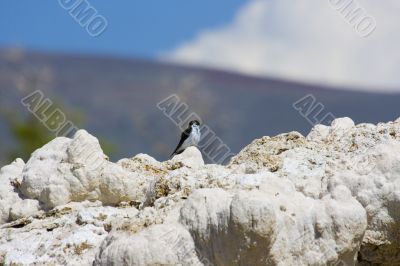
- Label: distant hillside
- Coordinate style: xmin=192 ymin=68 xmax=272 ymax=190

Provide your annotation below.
xmin=0 ymin=49 xmax=399 ymax=165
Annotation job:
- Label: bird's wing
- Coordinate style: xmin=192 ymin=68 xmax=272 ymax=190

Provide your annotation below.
xmin=170 ymin=128 xmax=191 ymax=157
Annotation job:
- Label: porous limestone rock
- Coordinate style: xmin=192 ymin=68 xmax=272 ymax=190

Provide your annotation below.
xmin=0 ymin=201 xmax=139 ymax=265
xmin=180 ymin=188 xmax=278 ymax=265
xmin=0 ymin=117 xmax=399 ymax=266
xmin=19 ymin=130 xmax=154 ymax=209
xmin=0 ymin=158 xmax=40 ymax=224
xmin=95 ymin=224 xmax=203 ymax=266
xmin=229 ymin=131 xmax=307 ymax=172
xmin=306 ymin=124 xmax=330 ymax=143
xmin=168 ymin=146 xmax=205 ymax=169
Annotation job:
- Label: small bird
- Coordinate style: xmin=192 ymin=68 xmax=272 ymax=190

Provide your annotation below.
xmin=170 ymin=120 xmax=201 ymax=157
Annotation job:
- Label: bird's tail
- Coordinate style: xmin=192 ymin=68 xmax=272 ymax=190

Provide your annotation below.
xmin=169 ymin=149 xmax=183 ymax=159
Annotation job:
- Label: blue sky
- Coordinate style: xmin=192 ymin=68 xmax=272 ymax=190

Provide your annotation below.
xmin=0 ymin=1 xmax=246 ymax=58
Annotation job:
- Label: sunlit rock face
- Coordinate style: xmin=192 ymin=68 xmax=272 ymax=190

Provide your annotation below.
xmin=0 ymin=117 xmax=399 ymax=266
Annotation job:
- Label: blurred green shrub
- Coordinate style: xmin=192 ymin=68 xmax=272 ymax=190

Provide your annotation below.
xmin=0 ymin=103 xmax=117 ymax=163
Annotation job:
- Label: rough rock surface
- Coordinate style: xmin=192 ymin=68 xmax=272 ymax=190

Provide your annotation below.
xmin=0 ymin=117 xmax=399 ymax=266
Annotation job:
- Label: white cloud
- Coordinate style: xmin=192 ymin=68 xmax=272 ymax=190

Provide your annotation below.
xmin=162 ymin=0 xmax=400 ymax=92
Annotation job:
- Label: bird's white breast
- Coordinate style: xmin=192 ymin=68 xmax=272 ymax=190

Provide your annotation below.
xmin=191 ymin=127 xmax=201 ymax=144
xmin=182 ymin=127 xmax=201 ymax=150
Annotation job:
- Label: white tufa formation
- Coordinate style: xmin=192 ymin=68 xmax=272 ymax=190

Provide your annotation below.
xmin=0 ymin=117 xmax=399 ymax=265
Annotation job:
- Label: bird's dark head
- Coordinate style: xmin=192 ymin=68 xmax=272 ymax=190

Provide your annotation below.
xmin=189 ymin=120 xmax=200 ymax=127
